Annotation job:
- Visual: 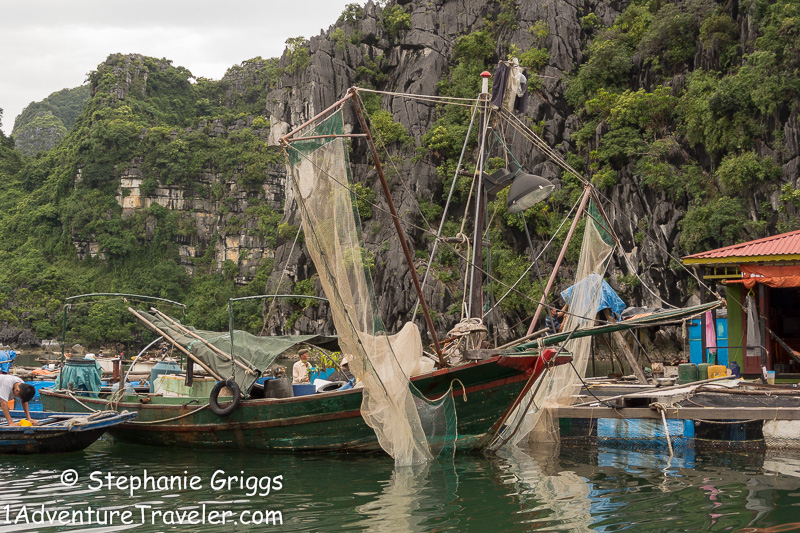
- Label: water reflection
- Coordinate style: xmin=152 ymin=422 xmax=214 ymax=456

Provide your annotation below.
xmin=356 ymin=463 xmax=447 ymax=531
xmin=2 ymin=437 xmax=800 ymax=532
xmin=494 ymin=445 xmax=593 ymax=532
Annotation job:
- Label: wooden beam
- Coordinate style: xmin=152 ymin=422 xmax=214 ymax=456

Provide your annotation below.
xmin=554 ymin=405 xmax=800 ymax=421
xmin=603 ymin=309 xmax=648 ymax=384
xmin=351 ymin=88 xmax=445 ymax=366
xmin=525 ymin=187 xmax=591 ymax=336
xmin=151 ymin=308 xmax=256 ymax=375
xmin=128 ymin=307 xmax=225 ymax=382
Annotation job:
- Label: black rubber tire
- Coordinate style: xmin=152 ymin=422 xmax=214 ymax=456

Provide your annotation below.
xmin=209 ymin=378 xmax=242 ymax=417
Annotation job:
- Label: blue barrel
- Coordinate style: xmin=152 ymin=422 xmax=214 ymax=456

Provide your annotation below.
xmin=149 ymin=361 xmax=182 ymax=392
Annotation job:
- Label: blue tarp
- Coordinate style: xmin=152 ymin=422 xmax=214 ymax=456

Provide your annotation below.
xmin=560 ymin=273 xmax=626 ymax=319
xmin=0 ymin=350 xmax=16 ymax=373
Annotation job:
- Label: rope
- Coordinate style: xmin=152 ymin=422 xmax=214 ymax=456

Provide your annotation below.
xmin=59 ymin=389 xmax=211 ymax=425
xmin=692 ymin=418 xmax=762 ymax=425
xmin=650 ymin=402 xmax=674 ymax=458
xmin=126 ymin=403 xmax=210 ymax=425
xmin=356 ymin=87 xmax=480 ymax=105
xmin=451 ymin=378 xmax=467 ymax=403
xmin=412 ymin=99 xmax=481 ymax=323
xmin=568 ymin=361 xmax=618 ymax=408
xmin=63 ymin=390 xmax=99 ymax=412
xmin=484 ymin=193 xmax=583 ymax=318
xmin=490 ymin=364 xmax=553 ymax=449
xmin=498 ymin=108 xmax=588 ymax=186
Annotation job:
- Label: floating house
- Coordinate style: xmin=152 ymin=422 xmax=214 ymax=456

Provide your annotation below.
xmin=683 ymin=230 xmax=800 ymax=380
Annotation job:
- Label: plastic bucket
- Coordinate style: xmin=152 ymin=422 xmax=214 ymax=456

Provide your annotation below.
xmin=697 ymin=363 xmax=710 ymax=381
xmin=766 ymin=370 xmax=776 ymax=385
xmin=708 ymin=365 xmax=727 ymax=379
xmin=292 ymin=384 xmax=316 ymax=397
xmin=264 ymin=377 xmax=293 ymax=398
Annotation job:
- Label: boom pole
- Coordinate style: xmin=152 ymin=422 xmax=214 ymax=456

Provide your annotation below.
xmin=349 ymin=88 xmax=447 ymax=367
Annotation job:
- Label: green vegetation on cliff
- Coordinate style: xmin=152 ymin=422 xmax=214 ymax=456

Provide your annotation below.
xmin=0 ymin=54 xmax=285 ymax=347
xmin=567 ymin=0 xmax=800 ymax=253
xmin=2 ymin=0 xmax=800 ymax=348
xmin=12 ymin=86 xmax=90 ymax=157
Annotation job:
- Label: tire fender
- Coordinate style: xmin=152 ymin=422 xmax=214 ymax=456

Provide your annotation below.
xmin=209 ymin=378 xmax=242 ymax=417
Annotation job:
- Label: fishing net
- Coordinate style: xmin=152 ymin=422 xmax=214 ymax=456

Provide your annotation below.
xmin=491 ymin=200 xmax=615 ymax=448
xmin=746 ymin=294 xmax=762 ymax=359
xmin=284 ymin=109 xmax=457 ymax=466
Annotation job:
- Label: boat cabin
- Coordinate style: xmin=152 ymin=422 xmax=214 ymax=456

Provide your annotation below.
xmin=683 ymin=230 xmax=800 ymax=380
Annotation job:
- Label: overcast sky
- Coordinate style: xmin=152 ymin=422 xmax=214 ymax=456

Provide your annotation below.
xmin=0 ymin=0 xmax=359 ymax=134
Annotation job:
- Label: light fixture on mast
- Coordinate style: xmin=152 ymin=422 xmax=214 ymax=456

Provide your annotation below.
xmin=483 ymin=161 xmax=555 ymax=213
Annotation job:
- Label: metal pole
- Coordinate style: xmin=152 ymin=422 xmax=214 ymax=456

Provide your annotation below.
xmin=699 ymin=268 xmax=706 ymax=364
xmin=469 ymin=93 xmax=490 ymax=319
xmin=60 ymin=305 xmax=69 ymax=364
xmin=350 ymin=88 xmax=446 ymax=366
xmin=280 ymin=91 xmax=355 ymax=143
xmin=525 ymin=187 xmax=591 ymax=336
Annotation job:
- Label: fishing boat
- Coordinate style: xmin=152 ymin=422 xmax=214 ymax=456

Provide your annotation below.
xmin=1 ymin=410 xmax=136 ymax=454
xmin=42 ymin=68 xmax=716 ymax=462
xmin=39 ymin=75 xmax=585 ymax=461
xmin=40 ymin=348 xmax=567 ymax=452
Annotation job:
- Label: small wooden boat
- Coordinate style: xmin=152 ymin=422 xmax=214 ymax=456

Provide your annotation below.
xmin=0 ymin=410 xmax=137 ymax=454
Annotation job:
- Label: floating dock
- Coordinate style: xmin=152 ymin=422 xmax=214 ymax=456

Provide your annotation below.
xmin=554 ymin=378 xmax=800 ymax=450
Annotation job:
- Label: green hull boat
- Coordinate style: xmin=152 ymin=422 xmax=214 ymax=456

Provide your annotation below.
xmin=40 ymin=352 xmax=564 ymax=452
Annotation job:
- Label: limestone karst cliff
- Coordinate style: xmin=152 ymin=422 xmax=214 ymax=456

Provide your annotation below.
xmin=261 ymin=0 xmax=799 ymax=342
xmin=1 ymin=0 xmax=798 ymax=349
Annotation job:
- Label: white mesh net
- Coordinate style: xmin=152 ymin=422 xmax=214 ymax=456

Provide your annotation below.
xmin=285 ymin=110 xmax=455 ymax=466
xmin=746 ymin=294 xmax=762 ymax=359
xmin=490 ymin=198 xmax=615 ymax=448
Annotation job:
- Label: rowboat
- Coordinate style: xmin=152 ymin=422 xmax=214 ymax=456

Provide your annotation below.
xmin=1 ymin=410 xmax=137 ymax=454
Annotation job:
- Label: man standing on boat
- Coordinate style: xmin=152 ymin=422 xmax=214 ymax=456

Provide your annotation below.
xmin=0 ymin=374 xmax=36 ymax=426
xmin=293 ymin=349 xmax=312 ymax=384
xmin=546 ymin=304 xmax=566 ymax=333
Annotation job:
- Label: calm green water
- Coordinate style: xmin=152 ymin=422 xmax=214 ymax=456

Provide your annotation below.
xmin=2 ymin=439 xmax=800 ymax=532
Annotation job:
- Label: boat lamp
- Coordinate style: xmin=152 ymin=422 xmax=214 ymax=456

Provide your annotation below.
xmin=483 ymin=162 xmax=555 ymax=213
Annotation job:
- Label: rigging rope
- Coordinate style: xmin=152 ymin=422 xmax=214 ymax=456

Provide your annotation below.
xmin=352 ymin=86 xmax=725 ymax=312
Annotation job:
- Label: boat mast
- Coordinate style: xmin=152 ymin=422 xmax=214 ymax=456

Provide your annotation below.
xmin=350 ymin=88 xmax=447 ymax=367
xmin=468 ymin=71 xmax=493 ymax=323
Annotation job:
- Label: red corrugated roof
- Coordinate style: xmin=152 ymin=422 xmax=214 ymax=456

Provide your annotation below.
xmin=683 ymin=229 xmax=800 ymax=260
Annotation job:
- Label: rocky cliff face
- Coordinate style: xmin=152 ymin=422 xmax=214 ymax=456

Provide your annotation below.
xmin=14 ymin=0 xmax=794 ymax=349
xmin=263 ymin=0 xmax=630 ymax=336
xmin=13 ymin=111 xmax=67 ymax=156
xmin=260 ymin=0 xmax=798 ymax=345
